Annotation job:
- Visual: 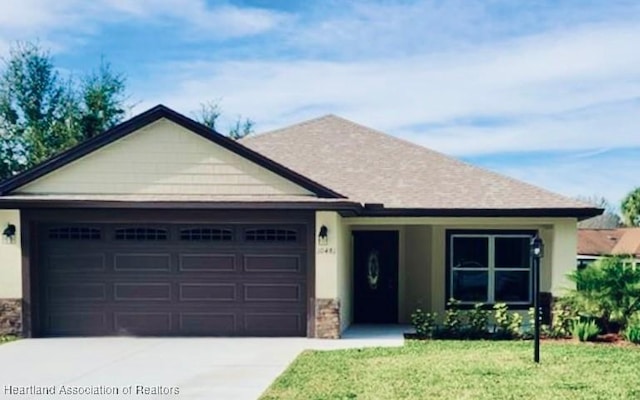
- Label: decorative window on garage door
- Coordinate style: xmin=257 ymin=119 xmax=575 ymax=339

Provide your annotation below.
xmin=245 ymin=228 xmax=297 ymax=242
xmin=48 ymin=227 xmax=102 ymax=240
xmin=179 ymin=228 xmax=233 ymax=241
xmin=115 ymin=227 xmax=168 ymax=241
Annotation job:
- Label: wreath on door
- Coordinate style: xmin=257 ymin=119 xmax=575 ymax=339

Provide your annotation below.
xmin=367 ymin=250 xmax=380 ymax=290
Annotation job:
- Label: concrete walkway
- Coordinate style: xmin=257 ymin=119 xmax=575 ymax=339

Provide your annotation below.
xmin=0 ymin=326 xmax=408 ymax=400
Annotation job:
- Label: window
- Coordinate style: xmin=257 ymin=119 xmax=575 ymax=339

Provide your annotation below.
xmin=115 ymin=228 xmax=168 ymax=241
xmin=245 ymin=228 xmax=297 ymax=242
xmin=180 ymin=228 xmax=233 ymax=241
xmin=49 ymin=227 xmax=101 ymax=240
xmin=449 ymin=232 xmax=533 ymax=305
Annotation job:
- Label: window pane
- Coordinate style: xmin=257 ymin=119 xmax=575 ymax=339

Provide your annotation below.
xmin=495 ymin=271 xmax=530 ymax=302
xmin=452 ymin=237 xmax=488 ymax=269
xmin=495 ymin=237 xmax=531 ymax=268
xmin=452 ymin=270 xmax=488 ymax=302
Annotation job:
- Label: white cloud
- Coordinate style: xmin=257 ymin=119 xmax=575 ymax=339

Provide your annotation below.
xmin=142 ymin=22 xmax=640 ymax=156
xmin=0 ymin=0 xmax=288 ymax=57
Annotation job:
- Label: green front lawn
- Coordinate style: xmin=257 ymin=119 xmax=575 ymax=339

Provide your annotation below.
xmin=261 ymin=341 xmax=640 ymax=400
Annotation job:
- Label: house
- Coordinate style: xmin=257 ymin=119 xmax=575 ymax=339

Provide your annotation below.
xmin=577 ymin=228 xmax=640 ymax=269
xmin=0 ymin=105 xmax=601 ymax=339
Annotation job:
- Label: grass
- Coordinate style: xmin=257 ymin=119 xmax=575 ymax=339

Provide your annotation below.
xmin=261 ymin=340 xmax=640 ymax=400
xmin=0 ymin=335 xmax=18 ymax=344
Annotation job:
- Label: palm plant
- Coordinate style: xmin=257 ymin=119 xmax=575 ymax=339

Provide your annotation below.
xmin=566 ymin=256 xmax=640 ymax=333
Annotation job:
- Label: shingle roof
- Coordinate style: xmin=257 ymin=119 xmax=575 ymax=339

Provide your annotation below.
xmin=241 ymin=115 xmax=595 ymax=211
xmin=578 ymin=228 xmax=640 ymax=257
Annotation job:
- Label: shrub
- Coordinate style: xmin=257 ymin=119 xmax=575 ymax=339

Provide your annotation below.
xmin=566 ymin=256 xmax=640 ymax=333
xmin=443 ymin=299 xmax=464 ymax=338
xmin=544 ymin=301 xmax=576 ymax=339
xmin=571 ymin=319 xmax=600 ymax=342
xmin=411 ymin=307 xmax=438 ymax=339
xmin=493 ymin=303 xmax=522 ymax=339
xmin=623 ymin=314 xmax=640 ymax=344
xmin=467 ymin=303 xmax=490 ymax=338
xmin=624 ymin=325 xmax=640 ymax=344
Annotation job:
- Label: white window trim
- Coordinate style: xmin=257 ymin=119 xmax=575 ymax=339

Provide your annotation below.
xmin=450 ymin=233 xmax=533 ymax=305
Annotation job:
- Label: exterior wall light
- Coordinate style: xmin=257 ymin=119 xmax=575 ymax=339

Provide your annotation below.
xmin=2 ymin=223 xmax=17 ymax=244
xmin=318 ymin=225 xmax=328 ymax=246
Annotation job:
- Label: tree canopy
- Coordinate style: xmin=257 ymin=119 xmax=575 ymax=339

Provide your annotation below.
xmin=0 ymin=42 xmax=128 ymax=180
xmin=621 ymin=187 xmax=640 ymax=227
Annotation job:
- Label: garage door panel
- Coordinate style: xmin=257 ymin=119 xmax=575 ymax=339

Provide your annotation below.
xmin=47 ymin=312 xmax=108 ymax=336
xmin=244 ymin=283 xmax=303 ymax=303
xmin=47 ymin=283 xmax=107 ymax=302
xmin=243 ymin=254 xmax=303 ymax=273
xmin=179 ymin=313 xmax=236 ymax=335
xmin=243 ymin=313 xmax=304 ymax=336
xmin=114 ymin=253 xmax=171 ymax=272
xmin=178 ymin=253 xmax=236 ymax=272
xmin=114 ymin=283 xmax=172 ymax=301
xmin=47 ymin=254 xmax=106 ymax=272
xmin=114 ymin=312 xmax=172 ymax=335
xmin=39 ymin=221 xmax=309 ymax=337
xmin=179 ymin=283 xmax=237 ymax=302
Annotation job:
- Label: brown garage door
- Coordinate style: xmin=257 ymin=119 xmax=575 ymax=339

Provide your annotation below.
xmin=38 ymin=223 xmax=308 ymax=337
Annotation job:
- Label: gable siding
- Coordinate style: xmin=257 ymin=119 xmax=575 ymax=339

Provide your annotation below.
xmin=17 ymin=119 xmax=313 ymax=197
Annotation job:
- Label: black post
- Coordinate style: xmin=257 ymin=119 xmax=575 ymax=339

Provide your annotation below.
xmin=531 ymin=234 xmax=544 ymax=364
xmin=533 ymin=256 xmax=540 ymax=363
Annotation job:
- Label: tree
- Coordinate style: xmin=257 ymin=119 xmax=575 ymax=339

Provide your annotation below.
xmin=0 ymin=41 xmax=128 ymax=180
xmin=575 ymin=195 xmax=621 ymax=229
xmin=0 ymin=42 xmax=78 ymax=177
xmin=228 ymin=115 xmax=254 ymax=140
xmin=621 ymin=187 xmax=640 ymax=227
xmin=78 ymin=59 xmax=127 ymax=140
xmin=194 ymin=101 xmax=221 ymax=131
xmin=193 ymin=101 xmax=254 ymax=140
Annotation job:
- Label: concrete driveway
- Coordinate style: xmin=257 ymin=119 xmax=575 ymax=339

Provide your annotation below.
xmin=0 ymin=329 xmax=405 ymax=400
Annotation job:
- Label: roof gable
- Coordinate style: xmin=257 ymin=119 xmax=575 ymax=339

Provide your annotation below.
xmin=0 ymin=105 xmax=343 ymax=199
xmin=242 ymin=115 xmax=601 ymax=217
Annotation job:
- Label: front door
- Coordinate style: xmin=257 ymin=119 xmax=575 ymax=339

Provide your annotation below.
xmin=353 ymin=231 xmax=399 ymax=323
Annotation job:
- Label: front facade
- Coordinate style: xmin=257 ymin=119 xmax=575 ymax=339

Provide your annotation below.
xmin=0 ymin=106 xmax=600 ymax=338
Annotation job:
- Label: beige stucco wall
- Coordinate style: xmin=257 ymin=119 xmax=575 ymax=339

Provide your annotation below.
xmin=403 ymin=226 xmax=432 ymax=323
xmin=315 ymin=211 xmax=352 ymax=332
xmin=17 ymin=118 xmax=312 ymax=197
xmin=0 ymin=210 xmax=22 ymax=298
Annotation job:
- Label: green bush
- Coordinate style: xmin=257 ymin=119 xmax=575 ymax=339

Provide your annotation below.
xmin=623 ymin=314 xmax=640 ymax=344
xmin=543 ymin=301 xmax=576 ymax=339
xmin=443 ymin=298 xmax=464 ymax=337
xmin=571 ymin=319 xmax=600 ymax=342
xmin=411 ymin=307 xmax=438 ymax=338
xmin=466 ymin=303 xmax=490 ymax=338
xmin=566 ymin=256 xmax=640 ymax=333
xmin=493 ymin=303 xmax=522 ymax=339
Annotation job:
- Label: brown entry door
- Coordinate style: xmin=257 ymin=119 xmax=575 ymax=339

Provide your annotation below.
xmin=353 ymin=231 xmax=399 ymax=323
xmin=38 ymin=223 xmax=308 ymax=337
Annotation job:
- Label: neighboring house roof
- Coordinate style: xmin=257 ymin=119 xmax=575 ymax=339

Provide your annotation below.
xmin=242 ymin=115 xmax=600 ymax=217
xmin=577 ymin=228 xmax=640 ymax=257
xmin=0 ymin=105 xmax=343 ymax=199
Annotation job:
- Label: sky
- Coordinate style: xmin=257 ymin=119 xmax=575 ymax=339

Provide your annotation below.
xmin=1 ymin=0 xmax=639 ymax=208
